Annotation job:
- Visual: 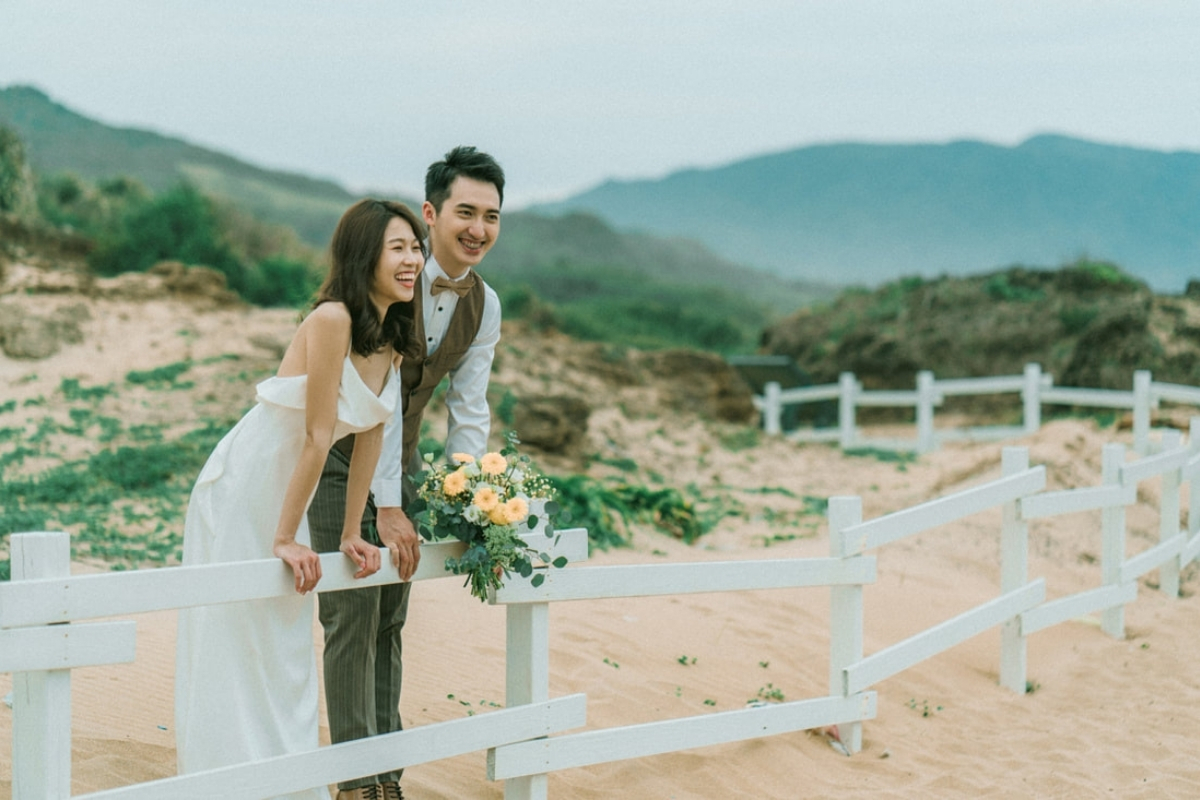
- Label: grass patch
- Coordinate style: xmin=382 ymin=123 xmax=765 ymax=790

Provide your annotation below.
xmin=548 ymin=473 xmax=735 ymax=548
xmin=126 ymin=360 xmax=194 ymax=389
xmin=844 ymin=447 xmax=918 ymax=467
xmin=59 ymin=378 xmax=114 ymax=402
xmin=0 ymin=413 xmax=231 ymax=578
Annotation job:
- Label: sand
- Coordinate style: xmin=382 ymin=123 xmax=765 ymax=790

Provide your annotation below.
xmin=2 ymin=294 xmax=1199 ymax=798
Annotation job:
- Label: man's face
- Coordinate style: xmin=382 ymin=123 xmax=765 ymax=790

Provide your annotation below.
xmin=423 ymin=176 xmax=501 ymax=278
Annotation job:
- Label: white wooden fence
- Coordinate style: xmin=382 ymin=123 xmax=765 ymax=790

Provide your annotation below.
xmin=754 ymin=364 xmax=1200 ymax=455
xmin=3 ymin=423 xmax=1200 ymax=799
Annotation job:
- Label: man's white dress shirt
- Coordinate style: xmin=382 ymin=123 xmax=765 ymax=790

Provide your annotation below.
xmin=369 ymin=255 xmax=501 ymax=507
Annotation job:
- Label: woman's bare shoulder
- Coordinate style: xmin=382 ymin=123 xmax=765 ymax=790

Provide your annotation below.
xmin=306 ymin=301 xmax=351 ymax=326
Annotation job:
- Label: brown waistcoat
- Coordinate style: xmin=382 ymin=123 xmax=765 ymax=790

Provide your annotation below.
xmin=398 ymin=276 xmax=488 ymax=467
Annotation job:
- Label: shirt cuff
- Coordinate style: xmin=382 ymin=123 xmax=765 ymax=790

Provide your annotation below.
xmin=371 ymin=478 xmax=404 ymax=508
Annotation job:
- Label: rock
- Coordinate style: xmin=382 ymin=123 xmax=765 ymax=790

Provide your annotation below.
xmin=637 ymin=349 xmax=757 ymax=423
xmin=91 ymin=261 xmax=240 ymax=307
xmin=48 ymin=303 xmax=89 ymax=344
xmin=0 ymin=304 xmax=56 ymax=359
xmin=513 ymin=395 xmax=591 ymax=455
xmin=0 ymin=300 xmax=89 ymax=360
xmin=149 ymin=261 xmax=239 ymax=304
xmin=0 ymin=262 xmax=91 ymax=294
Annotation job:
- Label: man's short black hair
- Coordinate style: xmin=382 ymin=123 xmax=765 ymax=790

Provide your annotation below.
xmin=425 ymin=146 xmax=505 ymax=212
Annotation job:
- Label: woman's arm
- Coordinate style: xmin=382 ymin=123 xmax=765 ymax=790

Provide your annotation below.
xmin=339 ymin=422 xmax=384 ymax=578
xmin=271 ymin=304 xmax=350 ymax=594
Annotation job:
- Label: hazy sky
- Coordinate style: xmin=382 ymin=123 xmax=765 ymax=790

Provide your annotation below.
xmin=4 ymin=1 xmax=1200 ymax=207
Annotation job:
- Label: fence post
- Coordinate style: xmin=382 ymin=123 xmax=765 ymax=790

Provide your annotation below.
xmin=1158 ymin=429 xmax=1182 ymax=598
xmin=838 ymin=373 xmax=858 ymax=450
xmin=763 ymin=381 xmax=782 ymax=437
xmin=1101 ymin=444 xmax=1127 ymax=639
xmin=1133 ymin=371 xmax=1152 ymax=455
xmin=827 ymin=496 xmax=864 ymax=754
xmin=999 ymin=447 xmax=1029 ymax=693
xmin=916 ymin=371 xmax=936 ymax=454
xmin=1190 ymin=417 xmax=1200 ymax=538
xmin=1022 ymin=363 xmax=1042 ymax=435
xmin=504 ymin=603 xmax=551 ymax=800
xmin=11 ymin=532 xmax=73 ymax=800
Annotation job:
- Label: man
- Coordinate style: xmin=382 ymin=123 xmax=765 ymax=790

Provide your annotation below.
xmin=307 ymin=146 xmax=505 ymax=800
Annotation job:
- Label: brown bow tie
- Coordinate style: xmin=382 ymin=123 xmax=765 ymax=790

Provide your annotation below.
xmin=430 ymin=274 xmax=476 ymax=297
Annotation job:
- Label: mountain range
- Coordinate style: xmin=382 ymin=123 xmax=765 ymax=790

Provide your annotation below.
xmin=536 ymin=136 xmax=1200 ymax=293
xmin=7 ymin=83 xmax=1197 ymax=299
xmin=0 ymin=85 xmax=824 ymax=315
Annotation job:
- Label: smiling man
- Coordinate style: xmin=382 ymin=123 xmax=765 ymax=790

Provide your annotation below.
xmin=309 ymin=146 xmax=505 ymax=800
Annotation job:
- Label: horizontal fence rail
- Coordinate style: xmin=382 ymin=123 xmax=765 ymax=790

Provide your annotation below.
xmin=836 ymin=467 xmax=1046 ymax=556
xmin=0 ymin=531 xmax=588 ymax=630
xmin=751 ymin=364 xmax=1200 ymax=456
xmin=488 ymin=693 xmax=877 ymax=781
xmin=843 ymin=580 xmax=1046 ymax=696
xmin=494 ymin=557 xmax=877 ymax=604
xmin=81 ymin=696 xmax=587 ymax=800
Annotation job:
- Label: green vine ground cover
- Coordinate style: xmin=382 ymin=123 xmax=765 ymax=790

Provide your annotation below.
xmin=2 ymin=357 xmax=827 ymax=581
xmin=0 ymin=359 xmax=247 ymax=580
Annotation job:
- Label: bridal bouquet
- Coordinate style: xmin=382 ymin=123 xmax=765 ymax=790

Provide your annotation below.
xmin=409 ymin=432 xmax=564 ymax=601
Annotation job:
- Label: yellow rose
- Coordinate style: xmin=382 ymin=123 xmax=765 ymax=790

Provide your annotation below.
xmin=504 ymin=497 xmax=529 ymax=523
xmin=480 ymin=452 xmax=507 ymax=476
xmin=450 ymin=452 xmax=476 ymax=464
xmin=442 ymin=469 xmax=468 ymax=496
xmin=487 ymin=503 xmax=514 ymax=525
xmin=473 ymin=486 xmax=501 ymax=512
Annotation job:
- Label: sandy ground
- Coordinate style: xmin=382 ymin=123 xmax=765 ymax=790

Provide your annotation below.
xmin=2 ymin=294 xmax=1199 ymax=798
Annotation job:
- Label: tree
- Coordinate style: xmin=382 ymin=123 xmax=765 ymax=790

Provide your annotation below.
xmin=0 ymin=125 xmax=36 ymax=217
xmin=88 ymin=182 xmax=246 ymax=290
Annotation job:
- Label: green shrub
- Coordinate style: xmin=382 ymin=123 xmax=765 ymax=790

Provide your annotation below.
xmin=37 ymin=172 xmax=150 ymax=238
xmin=983 ymin=273 xmax=1045 ymax=303
xmin=1058 ymin=304 xmax=1100 ymax=335
xmin=1056 ymin=259 xmax=1143 ymax=293
xmin=241 ymin=256 xmax=320 ymax=308
xmin=89 ymin=183 xmax=247 ymax=291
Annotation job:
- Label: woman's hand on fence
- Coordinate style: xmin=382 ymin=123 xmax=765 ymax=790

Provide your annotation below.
xmin=273 ymin=541 xmax=323 ymax=594
xmin=339 ymin=534 xmax=382 ymax=579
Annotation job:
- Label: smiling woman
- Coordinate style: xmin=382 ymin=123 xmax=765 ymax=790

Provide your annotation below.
xmin=173 ymin=198 xmax=424 ymax=798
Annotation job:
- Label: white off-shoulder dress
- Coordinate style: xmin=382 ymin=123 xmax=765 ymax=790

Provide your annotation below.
xmin=175 ymin=357 xmax=397 ymax=799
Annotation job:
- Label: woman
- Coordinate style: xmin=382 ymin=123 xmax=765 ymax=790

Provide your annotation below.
xmin=175 ymin=200 xmax=425 ymax=798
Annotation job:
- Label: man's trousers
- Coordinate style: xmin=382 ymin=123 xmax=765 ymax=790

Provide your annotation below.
xmin=307 ymin=444 xmax=411 ymax=792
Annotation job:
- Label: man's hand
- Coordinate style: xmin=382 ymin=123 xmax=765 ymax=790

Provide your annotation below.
xmin=377 ymin=506 xmax=421 ymax=582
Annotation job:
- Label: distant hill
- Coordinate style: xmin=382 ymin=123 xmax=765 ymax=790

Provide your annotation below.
xmin=762 ymin=260 xmax=1200 ymax=395
xmin=0 ymin=85 xmax=358 ymax=244
xmin=536 ymin=136 xmax=1200 ymax=293
xmin=0 ymin=84 xmax=828 ymax=330
xmin=485 ymin=211 xmax=829 ymax=316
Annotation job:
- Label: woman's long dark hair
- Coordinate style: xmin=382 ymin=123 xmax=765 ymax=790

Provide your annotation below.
xmin=315 ymin=199 xmax=425 ymax=359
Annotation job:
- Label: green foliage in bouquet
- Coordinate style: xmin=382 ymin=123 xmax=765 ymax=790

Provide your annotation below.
xmin=408 ymin=432 xmax=566 ymax=601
